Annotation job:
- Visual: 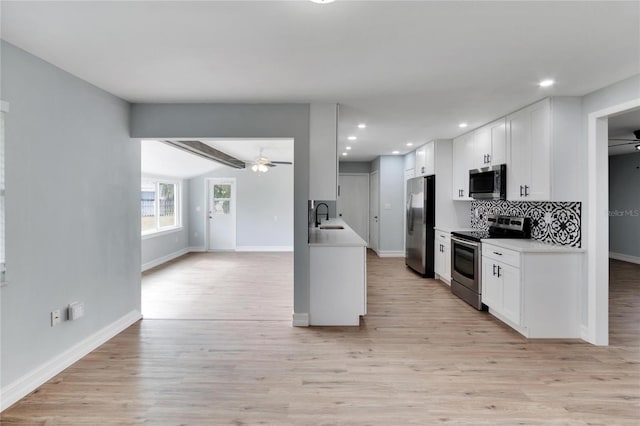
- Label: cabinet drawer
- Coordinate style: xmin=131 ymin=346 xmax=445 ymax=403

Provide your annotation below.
xmin=435 ymin=231 xmax=450 ymax=244
xmin=482 ymin=244 xmax=520 ymax=268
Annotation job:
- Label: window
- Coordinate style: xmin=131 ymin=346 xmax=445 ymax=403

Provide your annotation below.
xmin=141 ymin=179 xmax=180 ymax=235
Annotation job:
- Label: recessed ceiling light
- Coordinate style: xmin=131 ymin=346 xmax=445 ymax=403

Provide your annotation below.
xmin=310 ymin=0 xmax=335 ymax=4
xmin=458 ymin=123 xmax=468 ymax=128
xmin=406 ymin=142 xmax=414 ymax=147
xmin=539 ymin=79 xmax=555 ymax=88
xmin=346 ymin=146 xmax=352 ymax=150
xmin=357 ymin=123 xmax=367 ymax=129
xmin=392 ymin=151 xmax=400 ymax=155
xmin=348 ymin=136 xmax=357 ymax=141
xmin=342 ymin=152 xmax=348 ymax=156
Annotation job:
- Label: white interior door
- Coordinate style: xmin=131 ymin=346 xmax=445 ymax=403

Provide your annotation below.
xmin=207 ymin=179 xmax=236 ymax=251
xmin=369 ymin=171 xmax=380 ymax=251
xmin=337 ymin=174 xmax=369 ymax=244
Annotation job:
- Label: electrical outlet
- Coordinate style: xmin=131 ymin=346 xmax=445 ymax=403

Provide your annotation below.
xmin=51 ymin=309 xmax=61 ymax=327
xmin=68 ymin=302 xmax=85 ymax=321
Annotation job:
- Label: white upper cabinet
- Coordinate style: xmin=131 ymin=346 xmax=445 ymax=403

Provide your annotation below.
xmin=506 ymin=98 xmax=551 ymax=201
xmin=452 ymin=133 xmax=474 ymax=200
xmin=414 ymin=141 xmax=435 ymax=176
xmin=472 ymin=118 xmax=506 ymax=169
xmin=309 ymin=103 xmax=338 ymax=200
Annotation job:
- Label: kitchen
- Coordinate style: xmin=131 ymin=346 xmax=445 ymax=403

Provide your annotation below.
xmin=313 ymin=95 xmax=592 ymax=340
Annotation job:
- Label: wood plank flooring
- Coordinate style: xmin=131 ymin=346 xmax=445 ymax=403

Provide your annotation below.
xmin=1 ymin=253 xmax=638 ymax=425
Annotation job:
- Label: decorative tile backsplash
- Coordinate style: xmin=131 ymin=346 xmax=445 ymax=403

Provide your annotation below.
xmin=470 ymin=200 xmax=582 ymax=247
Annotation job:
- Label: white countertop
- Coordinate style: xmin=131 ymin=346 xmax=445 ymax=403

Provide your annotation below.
xmin=482 ymin=238 xmax=585 ymax=253
xmin=309 ymin=218 xmax=367 ymax=247
xmin=434 ymin=226 xmax=474 ymax=233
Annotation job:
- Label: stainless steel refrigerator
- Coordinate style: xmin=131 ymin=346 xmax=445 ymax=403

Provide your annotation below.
xmin=405 ymin=175 xmax=436 ymax=277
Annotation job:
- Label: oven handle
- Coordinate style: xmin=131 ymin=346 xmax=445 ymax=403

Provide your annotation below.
xmin=450 ymin=236 xmax=480 ymax=249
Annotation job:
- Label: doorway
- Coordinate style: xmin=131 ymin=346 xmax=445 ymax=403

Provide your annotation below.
xmin=338 ymin=173 xmax=369 ymax=244
xmin=369 ymin=171 xmax=380 ymax=252
xmin=206 ymin=178 xmax=237 ymax=251
xmin=587 ymin=98 xmax=640 ymax=345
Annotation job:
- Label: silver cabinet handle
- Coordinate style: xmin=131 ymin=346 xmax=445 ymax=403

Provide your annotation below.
xmin=487 ymin=153 xmax=491 ymax=163
xmin=524 ymin=185 xmax=529 ymax=197
xmin=493 ymin=264 xmax=497 ymax=276
xmin=497 ymin=265 xmax=502 ymax=278
xmin=493 ymin=251 xmax=503 ymax=256
xmin=520 ymin=185 xmax=524 ymax=197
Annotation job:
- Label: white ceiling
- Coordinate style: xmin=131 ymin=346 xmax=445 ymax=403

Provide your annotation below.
xmin=2 ymin=1 xmax=639 ymax=161
xmin=141 ymin=139 xmax=293 ymax=178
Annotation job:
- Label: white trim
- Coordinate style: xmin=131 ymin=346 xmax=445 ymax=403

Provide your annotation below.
xmin=189 ymin=246 xmax=206 ymax=252
xmin=292 ymin=313 xmax=309 ymax=327
xmin=141 ymin=248 xmax=189 ymax=272
xmin=580 ymin=324 xmax=590 ymax=342
xmin=435 ymin=274 xmax=451 ymax=286
xmin=376 ymin=250 xmax=405 ymax=258
xmin=0 ymin=101 xmax=9 ymax=113
xmin=141 ymin=226 xmax=183 ymax=241
xmin=609 ymin=252 xmax=640 ymax=265
xmin=587 ymin=97 xmax=640 ymax=346
xmin=0 ymin=310 xmax=141 ymax=412
xmin=235 ymin=246 xmax=293 ymax=252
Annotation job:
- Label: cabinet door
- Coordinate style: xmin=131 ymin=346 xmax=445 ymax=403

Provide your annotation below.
xmin=489 ymin=118 xmax=507 ymax=166
xmin=506 ymin=108 xmax=528 ymax=200
xmin=309 ymin=103 xmax=338 ymax=200
xmin=473 ymin=126 xmax=491 ymax=169
xmin=434 ymin=240 xmax=445 ymax=277
xmin=500 ymin=263 xmax=521 ymax=325
xmin=452 ymin=133 xmax=473 ymax=200
xmin=415 ymin=145 xmax=427 ymax=176
xmin=424 ymin=141 xmax=435 ymax=176
xmin=481 ymin=257 xmax=501 ymax=309
xmin=506 ymin=100 xmax=550 ymax=201
xmin=443 ymin=240 xmax=451 ymax=281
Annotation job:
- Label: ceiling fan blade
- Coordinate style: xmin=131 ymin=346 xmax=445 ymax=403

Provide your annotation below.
xmin=608 ymin=138 xmax=639 ymax=142
xmin=270 ymin=161 xmax=293 ymax=165
xmin=608 ymin=141 xmax=640 ymax=147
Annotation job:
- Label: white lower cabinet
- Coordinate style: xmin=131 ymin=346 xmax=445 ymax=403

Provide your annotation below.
xmin=481 ymin=242 xmax=583 ymax=338
xmin=434 ymin=230 xmax=451 ymax=284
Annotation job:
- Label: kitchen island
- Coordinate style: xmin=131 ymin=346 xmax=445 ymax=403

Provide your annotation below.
xmin=308 ymin=218 xmax=367 ymax=326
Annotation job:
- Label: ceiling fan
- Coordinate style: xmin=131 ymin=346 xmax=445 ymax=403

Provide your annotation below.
xmin=247 ymin=148 xmax=293 ymax=173
xmin=609 ymin=129 xmax=640 ymax=151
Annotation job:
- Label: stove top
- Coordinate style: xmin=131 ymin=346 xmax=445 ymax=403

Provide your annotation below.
xmin=451 ymin=214 xmax=531 ymax=243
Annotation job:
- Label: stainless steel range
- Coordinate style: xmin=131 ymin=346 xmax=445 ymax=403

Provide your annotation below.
xmin=450 ymin=214 xmax=531 ymax=310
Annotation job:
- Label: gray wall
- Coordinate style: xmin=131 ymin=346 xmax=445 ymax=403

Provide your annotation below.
xmin=378 ymin=156 xmax=405 ymax=252
xmin=189 ymin=165 xmax=293 ymax=249
xmin=130 ymin=103 xmax=310 ymax=315
xmin=339 ymin=161 xmax=371 ymax=174
xmin=1 ymin=42 xmax=140 ymax=387
xmin=609 ymin=152 xmax=640 ymax=258
xmin=141 ymin=180 xmax=190 ymax=268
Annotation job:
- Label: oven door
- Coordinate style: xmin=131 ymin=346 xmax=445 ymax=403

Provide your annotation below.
xmin=451 ymin=237 xmax=481 ymax=293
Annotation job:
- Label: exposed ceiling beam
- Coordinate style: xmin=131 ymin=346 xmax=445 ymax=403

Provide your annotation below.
xmin=161 ymin=140 xmax=246 ymax=169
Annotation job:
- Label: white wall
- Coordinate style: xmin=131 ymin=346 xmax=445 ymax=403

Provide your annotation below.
xmin=608 ymin=152 xmax=640 ymax=259
xmin=130 ymin=103 xmax=310 ymax=316
xmin=141 ymin=181 xmax=191 ymax=270
xmin=1 ymin=42 xmax=140 ymax=389
xmin=189 ymin=165 xmax=294 ymax=250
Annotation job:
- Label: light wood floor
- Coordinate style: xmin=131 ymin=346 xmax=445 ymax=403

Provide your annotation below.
xmin=1 ymin=253 xmax=638 ymax=425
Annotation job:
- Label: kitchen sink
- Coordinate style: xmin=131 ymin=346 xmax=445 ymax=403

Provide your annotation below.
xmin=319 ymin=225 xmax=344 ymax=230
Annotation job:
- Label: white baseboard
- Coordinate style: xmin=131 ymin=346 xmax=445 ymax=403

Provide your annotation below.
xmin=292 ymin=313 xmax=309 ymax=327
xmin=189 ymin=246 xmax=206 ymax=252
xmin=435 ymin=274 xmax=451 ymax=286
xmin=0 ymin=310 xmax=142 ymax=412
xmin=580 ymin=324 xmax=591 ymax=343
xmin=377 ymin=251 xmax=405 ymax=258
xmin=141 ymin=247 xmax=189 ymax=272
xmin=609 ymin=252 xmax=640 ymax=265
xmin=236 ymin=246 xmax=293 ymax=252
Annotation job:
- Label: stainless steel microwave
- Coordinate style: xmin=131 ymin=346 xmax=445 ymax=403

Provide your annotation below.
xmin=469 ymin=164 xmax=506 ymax=200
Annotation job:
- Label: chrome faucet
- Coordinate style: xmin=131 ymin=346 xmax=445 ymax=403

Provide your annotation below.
xmin=315 ymin=203 xmax=329 ymax=227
